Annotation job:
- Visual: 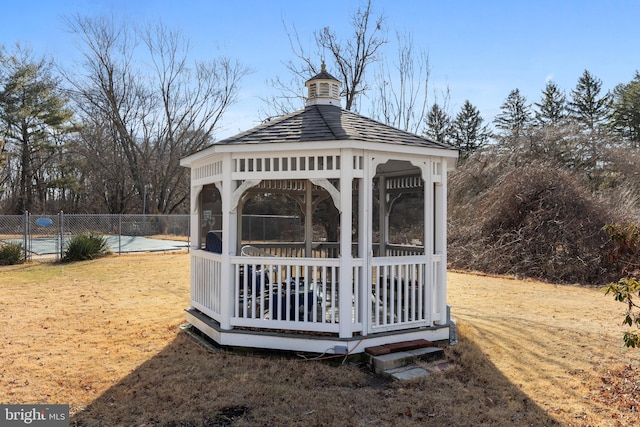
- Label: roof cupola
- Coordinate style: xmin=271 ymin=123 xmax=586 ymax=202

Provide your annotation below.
xmin=305 ymin=61 xmax=341 ymax=107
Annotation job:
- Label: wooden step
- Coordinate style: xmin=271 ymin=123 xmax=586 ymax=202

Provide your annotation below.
xmin=364 ymin=339 xmax=434 ymax=356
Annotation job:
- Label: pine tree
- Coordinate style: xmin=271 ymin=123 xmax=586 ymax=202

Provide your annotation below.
xmin=534 ymin=81 xmax=567 ymax=126
xmin=611 ymin=71 xmax=640 ymax=147
xmin=423 ymin=103 xmax=452 ymax=144
xmin=0 ymin=46 xmax=75 ymax=213
xmin=494 ymin=88 xmax=532 ymax=141
xmin=568 ymin=69 xmax=612 ymax=132
xmin=451 ymin=100 xmax=491 ymax=158
xmin=565 ymin=70 xmax=614 ymax=177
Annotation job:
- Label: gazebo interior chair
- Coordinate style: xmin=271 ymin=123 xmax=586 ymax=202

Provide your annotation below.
xmin=205 ymin=231 xmax=222 ymax=253
xmin=240 ymin=244 xmax=275 ymax=258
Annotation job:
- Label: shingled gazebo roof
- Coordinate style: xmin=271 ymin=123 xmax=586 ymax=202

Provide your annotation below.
xmin=214 ymin=104 xmax=453 ymax=150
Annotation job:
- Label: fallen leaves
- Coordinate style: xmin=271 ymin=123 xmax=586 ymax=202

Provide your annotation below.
xmin=590 ymin=364 xmax=640 ymax=422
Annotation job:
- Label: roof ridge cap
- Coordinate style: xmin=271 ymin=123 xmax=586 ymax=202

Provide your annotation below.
xmin=314 ymin=104 xmax=344 ymax=139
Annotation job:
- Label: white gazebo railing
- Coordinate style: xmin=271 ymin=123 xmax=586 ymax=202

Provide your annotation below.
xmin=190 ymin=251 xmax=223 ymax=321
xmin=231 ymin=255 xmax=345 ymax=332
xmin=189 ymin=247 xmax=445 ymax=339
xmin=190 ymin=250 xmax=367 ymax=336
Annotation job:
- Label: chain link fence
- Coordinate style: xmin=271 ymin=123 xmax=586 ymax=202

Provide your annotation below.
xmin=0 ymin=212 xmax=304 ymax=261
xmin=0 ymin=212 xmax=190 ymax=261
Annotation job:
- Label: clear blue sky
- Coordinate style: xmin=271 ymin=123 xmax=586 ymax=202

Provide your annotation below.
xmin=2 ymin=0 xmax=639 ymax=140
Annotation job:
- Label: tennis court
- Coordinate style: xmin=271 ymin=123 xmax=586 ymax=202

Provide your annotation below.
xmin=5 ymin=235 xmax=189 ymax=256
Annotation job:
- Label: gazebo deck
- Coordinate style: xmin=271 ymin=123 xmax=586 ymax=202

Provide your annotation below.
xmin=185 ymin=304 xmax=450 ymax=355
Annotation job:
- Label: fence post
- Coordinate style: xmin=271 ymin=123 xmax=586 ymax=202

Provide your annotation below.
xmin=118 ymin=214 xmax=122 ymax=254
xmin=58 ymin=211 xmax=64 ymax=260
xmin=23 ymin=211 xmax=29 ymax=262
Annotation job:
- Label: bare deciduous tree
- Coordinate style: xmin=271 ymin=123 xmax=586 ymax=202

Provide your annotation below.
xmin=64 ymin=15 xmax=248 ymax=213
xmin=369 ymin=30 xmax=430 ymax=133
xmin=317 ymin=0 xmax=386 ymax=111
xmin=74 ymin=121 xmax=137 ymax=213
xmin=263 ymin=0 xmax=386 ymax=117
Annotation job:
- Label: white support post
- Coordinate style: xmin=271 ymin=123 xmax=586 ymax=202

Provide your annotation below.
xmin=305 ymin=183 xmax=313 ymax=257
xmin=435 ymin=158 xmax=448 ymax=325
xmin=423 ymin=160 xmax=435 ymax=325
xmin=219 ymin=153 xmax=233 ymax=330
xmin=359 ymin=157 xmax=371 ymax=336
xmin=339 ymin=149 xmax=354 ymax=339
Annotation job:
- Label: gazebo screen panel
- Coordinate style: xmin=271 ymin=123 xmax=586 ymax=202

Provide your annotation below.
xmin=372 ymin=164 xmax=425 ymax=257
xmin=239 ymin=179 xmax=345 ymax=259
xmin=241 ymin=193 xmax=304 ymax=246
xmin=199 ymin=184 xmax=222 ymax=249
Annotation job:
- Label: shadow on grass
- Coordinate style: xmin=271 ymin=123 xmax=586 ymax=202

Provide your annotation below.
xmin=71 ymin=327 xmax=560 ymax=427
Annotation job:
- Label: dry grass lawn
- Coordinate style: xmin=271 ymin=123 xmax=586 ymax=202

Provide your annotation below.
xmin=1 ymin=253 xmax=638 ymax=426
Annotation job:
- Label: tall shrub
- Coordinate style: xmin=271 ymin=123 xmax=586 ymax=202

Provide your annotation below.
xmin=449 ymin=164 xmax=619 ymax=284
xmin=62 ymin=233 xmax=110 ymax=262
xmin=0 ymin=242 xmax=25 ymax=265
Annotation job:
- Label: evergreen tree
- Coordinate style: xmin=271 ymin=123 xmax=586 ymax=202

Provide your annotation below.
xmin=451 ymin=100 xmax=491 ymax=158
xmin=534 ymin=81 xmax=567 ymax=126
xmin=0 ymin=46 xmax=75 ymax=213
xmin=494 ymin=88 xmax=532 ymax=141
xmin=564 ymin=70 xmax=614 ymax=178
xmin=568 ymin=69 xmax=612 ymax=132
xmin=611 ymin=71 xmax=640 ymax=147
xmin=423 ymin=103 xmax=452 ymax=144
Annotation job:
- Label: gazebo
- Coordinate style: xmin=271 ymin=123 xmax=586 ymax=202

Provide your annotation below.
xmin=180 ymin=64 xmax=458 ymax=354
